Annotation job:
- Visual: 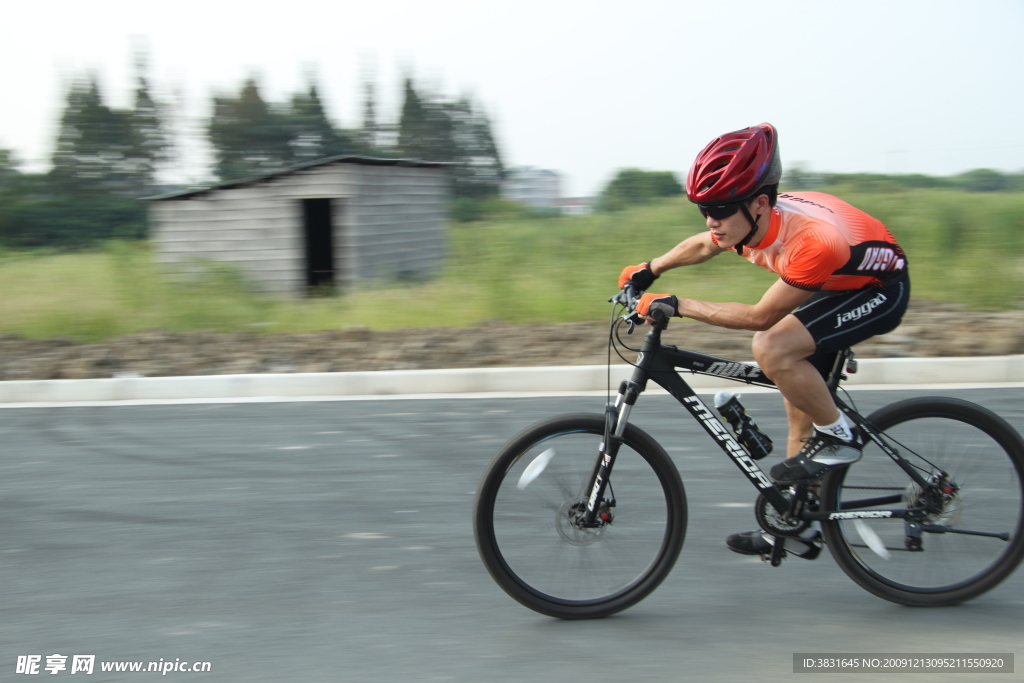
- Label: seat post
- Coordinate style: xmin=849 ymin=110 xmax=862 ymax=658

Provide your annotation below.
xmin=826 ymin=349 xmax=853 ymax=393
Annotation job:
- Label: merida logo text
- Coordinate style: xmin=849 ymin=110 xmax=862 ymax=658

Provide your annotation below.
xmin=835 ymin=293 xmax=888 ymax=329
xmin=683 ymin=396 xmax=773 ymax=489
xmin=828 ymin=510 xmax=894 ymax=520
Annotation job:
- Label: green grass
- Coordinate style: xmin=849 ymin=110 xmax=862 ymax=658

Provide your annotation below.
xmin=0 ymin=188 xmax=1021 ymax=342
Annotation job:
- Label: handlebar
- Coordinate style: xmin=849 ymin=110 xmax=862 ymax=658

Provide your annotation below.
xmin=609 ymin=283 xmax=641 ymax=309
xmin=609 ymin=284 xmax=667 ymax=332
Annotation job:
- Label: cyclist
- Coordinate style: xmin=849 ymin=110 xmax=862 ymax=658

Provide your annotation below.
xmin=618 ymin=123 xmax=910 ymax=559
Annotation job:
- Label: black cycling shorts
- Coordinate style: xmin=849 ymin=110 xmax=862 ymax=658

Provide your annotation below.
xmin=793 ymin=273 xmax=910 ymax=376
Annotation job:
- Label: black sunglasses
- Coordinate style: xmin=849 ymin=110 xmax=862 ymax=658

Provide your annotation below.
xmin=698 ymin=202 xmax=742 ymax=220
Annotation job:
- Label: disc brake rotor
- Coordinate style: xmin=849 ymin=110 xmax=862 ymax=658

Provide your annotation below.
xmin=555 ymin=500 xmax=605 ymax=546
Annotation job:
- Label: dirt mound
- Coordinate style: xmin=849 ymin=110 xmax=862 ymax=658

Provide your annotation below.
xmin=0 ymin=298 xmax=1020 ymax=381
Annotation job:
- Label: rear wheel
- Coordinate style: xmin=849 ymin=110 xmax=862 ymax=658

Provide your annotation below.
xmin=473 ymin=413 xmax=687 ymax=619
xmin=821 ymin=397 xmax=1024 ymax=606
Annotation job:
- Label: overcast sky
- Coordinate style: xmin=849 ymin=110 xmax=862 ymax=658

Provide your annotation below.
xmin=2 ymin=0 xmax=1022 ymax=196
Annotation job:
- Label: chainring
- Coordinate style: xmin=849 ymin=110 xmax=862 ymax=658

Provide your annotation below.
xmin=754 ymin=489 xmax=811 ymax=537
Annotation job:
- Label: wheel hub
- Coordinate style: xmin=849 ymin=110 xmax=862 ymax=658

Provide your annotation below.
xmin=555 ymin=500 xmax=607 ymax=546
xmin=905 ymin=477 xmax=963 ymax=526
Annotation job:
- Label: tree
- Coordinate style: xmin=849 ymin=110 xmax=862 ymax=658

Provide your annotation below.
xmin=128 ymin=63 xmax=171 ymax=189
xmin=599 ymin=169 xmax=683 ymax=211
xmin=34 ymin=71 xmax=155 ymax=244
xmin=50 ymin=60 xmax=170 ymax=199
xmin=782 ymin=163 xmax=823 ymax=191
xmin=360 ymin=81 xmax=380 ymax=152
xmin=0 ymin=167 xmax=147 ymax=248
xmin=51 ymin=75 xmax=140 ymax=195
xmin=0 ymin=147 xmax=19 ymax=186
xmin=397 ymin=78 xmax=444 ymax=160
xmin=396 ymin=78 xmax=504 ymax=198
xmin=286 ymin=83 xmax=355 ymax=163
xmin=208 ymin=78 xmax=293 ymax=180
xmin=209 ymin=77 xmax=364 ymax=180
xmin=957 ymin=168 xmax=1009 ymax=193
xmin=447 ymin=97 xmax=504 ymax=198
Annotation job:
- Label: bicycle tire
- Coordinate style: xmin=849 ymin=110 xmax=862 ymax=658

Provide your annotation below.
xmin=473 ymin=413 xmax=687 ymax=619
xmin=821 ymin=397 xmax=1024 ymax=606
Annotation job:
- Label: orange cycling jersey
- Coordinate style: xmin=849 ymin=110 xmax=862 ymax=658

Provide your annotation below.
xmin=736 ymin=191 xmax=907 ymax=291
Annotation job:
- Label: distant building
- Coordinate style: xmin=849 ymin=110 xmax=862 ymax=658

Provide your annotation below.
xmin=147 ymin=156 xmax=449 ymax=297
xmin=553 ymin=197 xmax=595 ymax=216
xmin=502 ymin=166 xmax=562 ymax=208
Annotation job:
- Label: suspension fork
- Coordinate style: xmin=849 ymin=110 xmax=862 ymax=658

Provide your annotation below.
xmin=577 ymin=317 xmax=666 ymax=527
xmin=578 ymin=380 xmax=639 ymax=527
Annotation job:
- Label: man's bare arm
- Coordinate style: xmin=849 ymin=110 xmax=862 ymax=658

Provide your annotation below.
xmin=649 ymin=232 xmax=724 ymax=275
xmin=676 ymin=278 xmax=816 ymax=331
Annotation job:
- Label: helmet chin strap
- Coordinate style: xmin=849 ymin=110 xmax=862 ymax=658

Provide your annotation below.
xmin=735 ymin=203 xmax=761 ymax=256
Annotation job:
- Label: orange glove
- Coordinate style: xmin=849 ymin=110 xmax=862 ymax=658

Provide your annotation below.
xmin=637 ymin=292 xmax=680 ymax=319
xmin=617 ymin=262 xmax=658 ymax=290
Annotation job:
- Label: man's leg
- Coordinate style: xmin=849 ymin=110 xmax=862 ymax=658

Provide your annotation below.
xmin=752 ymin=314 xmax=861 ymax=483
xmin=726 ymin=280 xmax=909 ymax=558
xmin=783 ymin=398 xmax=814 ymax=458
xmin=751 ymin=315 xmax=840 ymax=428
xmin=723 ymin=314 xmax=834 ymax=559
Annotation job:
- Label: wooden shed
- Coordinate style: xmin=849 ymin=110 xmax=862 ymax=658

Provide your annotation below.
xmin=147 ymin=156 xmax=449 ymax=296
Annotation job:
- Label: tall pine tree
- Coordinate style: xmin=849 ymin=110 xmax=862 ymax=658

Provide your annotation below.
xmin=128 ymin=58 xmax=170 ymax=189
xmin=208 ymin=78 xmax=293 ymax=180
xmin=397 ymin=78 xmax=433 ymax=160
xmin=52 ymin=76 xmax=137 ymax=194
xmin=286 ymin=83 xmax=354 ymax=163
xmin=209 ymin=77 xmax=367 ymax=179
xmin=447 ymin=97 xmax=503 ymax=198
xmin=360 ymin=81 xmax=380 ymax=152
xmin=50 ymin=68 xmax=168 ymax=197
xmin=396 ymin=78 xmax=503 ymax=198
xmin=0 ymin=148 xmax=18 ymax=184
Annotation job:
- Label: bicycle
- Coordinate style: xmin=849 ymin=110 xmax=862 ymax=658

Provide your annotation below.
xmin=472 ymin=286 xmax=1024 ymax=619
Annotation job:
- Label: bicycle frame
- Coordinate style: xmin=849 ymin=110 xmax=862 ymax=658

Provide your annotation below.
xmin=475 ymin=296 xmax=1024 ymax=616
xmin=583 ymin=314 xmax=934 ymax=531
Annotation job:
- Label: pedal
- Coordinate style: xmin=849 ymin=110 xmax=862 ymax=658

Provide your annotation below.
xmin=767 ymin=535 xmax=786 ymax=567
xmin=905 ymin=520 xmax=924 ymax=552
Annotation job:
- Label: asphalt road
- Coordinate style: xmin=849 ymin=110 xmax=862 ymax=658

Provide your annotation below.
xmin=3 ymin=388 xmax=1023 ymax=682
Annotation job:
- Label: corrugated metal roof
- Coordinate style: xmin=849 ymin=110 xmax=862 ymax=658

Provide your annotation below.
xmin=144 ymin=154 xmax=451 ymax=201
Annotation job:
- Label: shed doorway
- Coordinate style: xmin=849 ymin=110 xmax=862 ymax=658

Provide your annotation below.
xmin=301 ymin=198 xmax=337 ymax=293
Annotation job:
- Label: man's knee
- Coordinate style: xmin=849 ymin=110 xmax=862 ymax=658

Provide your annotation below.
xmin=751 ymin=330 xmax=771 ymax=363
xmin=752 ymin=327 xmax=794 ymax=371
xmin=753 ymin=317 xmax=816 ymax=371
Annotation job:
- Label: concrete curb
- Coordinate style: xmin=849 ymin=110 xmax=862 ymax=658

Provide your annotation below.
xmin=0 ymin=356 xmax=1022 ymax=404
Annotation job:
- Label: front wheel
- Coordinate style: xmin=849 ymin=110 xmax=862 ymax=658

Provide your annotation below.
xmin=473 ymin=413 xmax=687 ymax=619
xmin=821 ymin=397 xmax=1024 ymax=606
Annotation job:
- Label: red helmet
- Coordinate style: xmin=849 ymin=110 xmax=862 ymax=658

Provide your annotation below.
xmin=686 ymin=123 xmax=782 ymax=204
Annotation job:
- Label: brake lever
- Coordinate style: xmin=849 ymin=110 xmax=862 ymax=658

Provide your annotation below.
xmin=608 ymin=291 xmax=629 ymax=306
xmin=611 ymin=287 xmax=642 ymax=333
xmin=624 ymin=313 xmax=638 ymax=334
xmin=610 ymin=285 xmax=642 ymax=307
